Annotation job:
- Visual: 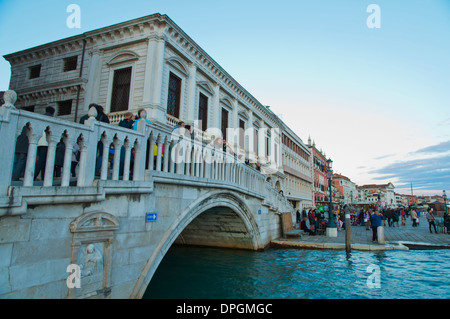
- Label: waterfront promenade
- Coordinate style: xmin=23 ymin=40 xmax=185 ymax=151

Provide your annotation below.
xmin=272 ymin=215 xmax=450 ymax=251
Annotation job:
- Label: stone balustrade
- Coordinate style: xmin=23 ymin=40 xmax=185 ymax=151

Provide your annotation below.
xmin=0 ymin=90 xmax=291 ymax=217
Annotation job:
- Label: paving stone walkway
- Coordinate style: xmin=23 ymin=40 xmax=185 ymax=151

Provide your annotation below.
xmin=272 ymin=215 xmax=450 ymax=251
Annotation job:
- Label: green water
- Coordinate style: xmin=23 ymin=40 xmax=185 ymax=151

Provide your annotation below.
xmin=144 ymin=245 xmax=450 ymax=299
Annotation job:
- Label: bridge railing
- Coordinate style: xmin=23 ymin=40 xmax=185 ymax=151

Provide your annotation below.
xmin=1 ymin=90 xmax=290 ymax=215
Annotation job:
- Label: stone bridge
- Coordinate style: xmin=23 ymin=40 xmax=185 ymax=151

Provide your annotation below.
xmin=0 ymin=92 xmax=293 ymax=299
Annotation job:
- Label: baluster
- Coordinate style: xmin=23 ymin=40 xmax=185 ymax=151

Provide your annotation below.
xmin=23 ymin=132 xmax=38 ymax=187
xmin=156 ymin=136 xmax=162 ymax=172
xmin=123 ymin=138 xmax=131 ymax=181
xmin=191 ymin=145 xmax=197 ymax=176
xmin=133 ymin=140 xmax=141 ymax=181
xmin=112 ymin=138 xmax=123 ymax=180
xmin=147 ymin=134 xmax=155 ymax=171
xmin=100 ymin=135 xmax=109 ymax=180
xmin=163 ymin=138 xmax=170 ymax=172
xmin=177 ymin=139 xmax=185 ymax=175
xmin=61 ymin=135 xmax=74 ymax=187
xmin=77 ymin=141 xmax=88 ymax=187
xmin=170 ymin=140 xmax=176 ymax=174
xmin=43 ymin=133 xmax=57 ymax=187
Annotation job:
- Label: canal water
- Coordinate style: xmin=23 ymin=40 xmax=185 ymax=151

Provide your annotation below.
xmin=144 ymin=245 xmax=450 ymax=299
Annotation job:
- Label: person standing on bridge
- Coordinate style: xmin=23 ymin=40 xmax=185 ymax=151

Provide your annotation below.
xmin=426 ymin=208 xmax=438 ymax=234
xmin=34 ymin=106 xmax=55 ymax=180
xmin=411 ymin=209 xmax=418 ymax=227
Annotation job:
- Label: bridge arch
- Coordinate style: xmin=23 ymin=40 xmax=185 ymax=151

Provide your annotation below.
xmin=130 ymin=189 xmax=263 ymax=298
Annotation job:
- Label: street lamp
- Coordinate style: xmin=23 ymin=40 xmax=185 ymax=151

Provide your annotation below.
xmin=326 ymin=158 xmax=337 ymax=237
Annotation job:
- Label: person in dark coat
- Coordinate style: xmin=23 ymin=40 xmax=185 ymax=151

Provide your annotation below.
xmin=54 ymin=138 xmax=65 ymax=177
xmin=34 ymin=106 xmax=55 ymax=180
xmin=12 ymin=126 xmax=29 ymax=180
xmin=79 ymin=103 xmax=110 ymax=124
xmin=370 ymin=210 xmax=384 ymax=242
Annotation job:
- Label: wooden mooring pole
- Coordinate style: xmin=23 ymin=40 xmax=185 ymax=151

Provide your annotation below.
xmin=344 ymin=205 xmax=351 ymax=253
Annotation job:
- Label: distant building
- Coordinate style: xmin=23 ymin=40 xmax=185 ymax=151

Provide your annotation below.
xmin=307 ymin=137 xmax=330 ymax=207
xmin=359 ymin=183 xmax=396 ymax=208
xmin=332 ymin=173 xmax=358 ymax=205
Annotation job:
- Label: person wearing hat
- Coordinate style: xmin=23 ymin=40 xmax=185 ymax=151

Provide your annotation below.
xmin=426 ymin=208 xmax=437 ymax=234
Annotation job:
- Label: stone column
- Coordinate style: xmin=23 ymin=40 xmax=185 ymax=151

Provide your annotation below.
xmin=123 ymin=139 xmax=132 ymax=181
xmin=23 ymin=133 xmax=38 ymax=187
xmin=212 ymin=83 xmax=220 ymax=131
xmin=132 ymin=141 xmax=142 ymax=181
xmin=61 ymin=136 xmax=74 ymax=187
xmin=148 ymin=35 xmax=166 ymax=123
xmin=111 ymin=139 xmax=123 ymax=181
xmin=43 ymin=133 xmax=58 ymax=187
xmin=100 ymin=135 xmax=110 ymax=180
xmin=155 ymin=136 xmax=163 ymax=172
xmin=248 ymin=110 xmax=254 ymax=161
xmin=187 ymin=63 xmax=197 ymax=124
xmin=84 ymin=50 xmax=103 ymax=112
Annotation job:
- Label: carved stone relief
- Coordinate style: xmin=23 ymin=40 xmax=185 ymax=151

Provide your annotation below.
xmin=68 ymin=211 xmax=119 ymax=299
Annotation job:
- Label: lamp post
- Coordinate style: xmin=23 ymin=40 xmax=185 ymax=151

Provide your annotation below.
xmin=326 ymin=158 xmax=337 ymax=237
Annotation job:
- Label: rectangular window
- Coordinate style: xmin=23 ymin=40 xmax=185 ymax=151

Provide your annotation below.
xmin=221 ymin=108 xmax=228 ymax=141
xmin=110 ymin=67 xmax=132 ymax=113
xmin=57 ymin=100 xmax=73 ymax=116
xmin=63 ymin=56 xmax=78 ymax=72
xmin=167 ymin=72 xmax=181 ymax=118
xmin=198 ymin=93 xmax=208 ymax=131
xmin=29 ymin=65 xmax=41 ymax=79
xmin=239 ymin=119 xmax=245 ymax=149
xmin=265 ymin=136 xmax=269 ymax=157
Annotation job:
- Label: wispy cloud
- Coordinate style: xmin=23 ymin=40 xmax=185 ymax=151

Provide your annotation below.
xmin=374 ymin=154 xmax=396 ymax=160
xmin=369 ymin=152 xmax=450 ymax=193
xmin=411 ymin=140 xmax=450 ymax=155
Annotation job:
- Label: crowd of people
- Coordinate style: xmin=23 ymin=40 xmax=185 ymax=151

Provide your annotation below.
xmin=11 ymin=104 xmax=151 ymax=181
xmin=295 ymin=204 xmax=450 ymax=240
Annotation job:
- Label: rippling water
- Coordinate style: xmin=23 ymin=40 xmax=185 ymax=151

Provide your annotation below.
xmin=144 ymin=245 xmax=450 ymax=299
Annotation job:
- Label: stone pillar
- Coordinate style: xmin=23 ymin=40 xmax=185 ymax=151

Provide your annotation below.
xmin=163 ymin=138 xmax=170 ymax=173
xmin=0 ymin=93 xmax=19 ymax=192
xmin=248 ymin=110 xmax=254 ymax=161
xmin=377 ymin=226 xmax=385 ymax=244
xmin=61 ymin=136 xmax=74 ymax=187
xmin=212 ymin=83 xmax=220 ymax=130
xmin=100 ymin=135 xmax=110 ymax=181
xmin=23 ymin=132 xmax=38 ymax=187
xmin=132 ymin=141 xmax=141 ymax=181
xmin=155 ymin=136 xmax=163 ymax=172
xmin=123 ymin=139 xmax=132 ymax=181
xmin=111 ymin=138 xmax=123 ymax=181
xmin=148 ymin=35 xmax=166 ymax=123
xmin=43 ymin=134 xmax=58 ymax=187
xmin=187 ymin=63 xmax=197 ymax=124
xmin=84 ymin=50 xmax=103 ymax=112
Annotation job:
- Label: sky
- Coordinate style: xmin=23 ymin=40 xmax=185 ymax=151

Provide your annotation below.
xmin=0 ymin=0 xmax=449 ymax=197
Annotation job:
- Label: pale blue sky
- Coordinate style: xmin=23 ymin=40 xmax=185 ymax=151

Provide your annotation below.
xmin=1 ymin=0 xmax=449 ymax=196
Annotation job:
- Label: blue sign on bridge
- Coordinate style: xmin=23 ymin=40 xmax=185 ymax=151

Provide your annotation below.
xmin=146 ymin=213 xmax=157 ymax=222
